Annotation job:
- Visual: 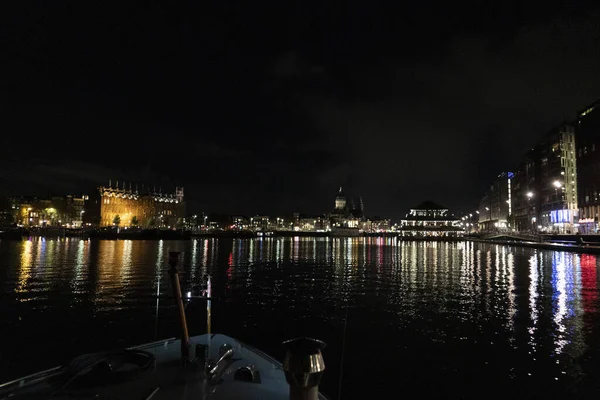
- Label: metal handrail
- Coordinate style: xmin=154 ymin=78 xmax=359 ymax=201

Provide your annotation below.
xmin=0 ymin=366 xmax=62 ymax=389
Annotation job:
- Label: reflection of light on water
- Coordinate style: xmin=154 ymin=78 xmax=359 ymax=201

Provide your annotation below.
xmin=350 ymin=238 xmax=358 ymax=266
xmin=257 ymin=238 xmax=263 ymax=262
xmin=475 ymin=249 xmax=482 ymax=297
xmin=154 ymin=240 xmax=164 ymax=296
xmin=528 ymin=254 xmax=539 ymax=348
xmin=16 ymin=240 xmax=34 ymax=295
xmin=250 ymin=239 xmax=256 ymax=263
xmin=155 ymin=240 xmax=164 ymax=270
xmin=506 ymin=252 xmax=516 ymax=330
xmin=580 ymin=254 xmax=598 ymax=313
xmin=191 ymin=239 xmax=198 ymax=266
xmin=494 ymin=249 xmax=501 ymax=301
xmin=292 ymin=236 xmax=300 ymax=261
xmin=310 ymin=238 xmax=316 ymax=261
xmin=485 ymin=250 xmax=492 ymax=313
xmin=332 ymin=238 xmax=340 ymax=267
xmin=37 ymin=238 xmax=45 ymax=265
xmin=552 ymin=252 xmax=568 ymax=354
xmin=432 ymin=242 xmax=439 ymax=286
xmin=202 ymin=239 xmax=209 ymax=275
xmin=190 ymin=239 xmax=199 ymax=283
xmin=266 ymin=238 xmax=274 ymax=261
xmin=232 ymin=239 xmax=240 ymax=266
xmin=121 ymin=240 xmax=132 ymax=267
xmin=45 ymin=239 xmax=57 ymax=267
xmin=275 ymin=238 xmax=282 ymax=263
xmin=71 ymin=240 xmax=88 ymax=294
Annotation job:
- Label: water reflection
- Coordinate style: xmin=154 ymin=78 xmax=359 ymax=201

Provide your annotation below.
xmin=1 ymin=237 xmax=600 ymax=396
xmin=16 ymin=240 xmax=33 ymax=295
xmin=580 ymin=254 xmax=598 ymax=314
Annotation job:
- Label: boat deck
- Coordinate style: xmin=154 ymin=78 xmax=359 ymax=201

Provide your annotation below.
xmin=0 ymin=334 xmax=324 ymax=400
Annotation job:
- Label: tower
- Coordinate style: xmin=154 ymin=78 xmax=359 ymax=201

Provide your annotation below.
xmin=334 ymin=187 xmax=346 ymax=210
xmin=176 ymin=187 xmax=184 ymax=203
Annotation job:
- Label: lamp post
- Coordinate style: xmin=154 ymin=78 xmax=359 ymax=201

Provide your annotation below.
xmin=553 ymin=180 xmax=562 ymax=201
xmin=485 ymin=207 xmax=490 ymax=232
xmin=526 ymin=192 xmax=533 ymax=232
xmin=553 ymin=181 xmax=562 ymax=233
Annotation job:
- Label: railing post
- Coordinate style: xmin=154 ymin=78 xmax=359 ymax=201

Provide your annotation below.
xmin=168 ymin=251 xmax=190 ymax=363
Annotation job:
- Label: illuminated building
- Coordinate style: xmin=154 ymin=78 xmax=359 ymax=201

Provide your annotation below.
xmin=478 ymin=172 xmax=513 ymax=231
xmin=576 ymin=100 xmax=600 ymax=233
xmin=297 ymin=215 xmax=329 ymax=232
xmin=1 ymin=195 xmax=88 ymax=227
xmin=361 ymin=217 xmax=391 ymax=233
xmin=510 ymin=150 xmax=538 ymax=232
xmin=399 ymin=201 xmax=463 ymax=237
xmin=492 ymin=122 xmax=578 ymax=233
xmin=85 ymin=182 xmax=185 ymax=228
xmin=249 ymin=215 xmax=270 ymax=231
xmin=534 ymin=124 xmax=578 ymax=233
xmin=329 ymin=187 xmax=364 ymax=235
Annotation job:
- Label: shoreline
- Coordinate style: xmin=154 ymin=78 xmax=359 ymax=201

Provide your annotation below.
xmin=0 ymin=228 xmax=466 ymax=241
xmin=466 ymin=237 xmax=600 ymax=255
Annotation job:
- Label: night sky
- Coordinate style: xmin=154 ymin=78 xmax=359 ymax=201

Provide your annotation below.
xmin=3 ymin=2 xmax=600 ymax=219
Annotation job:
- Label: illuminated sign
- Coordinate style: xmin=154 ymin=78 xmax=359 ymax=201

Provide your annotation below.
xmin=550 ymin=210 xmax=571 ymax=223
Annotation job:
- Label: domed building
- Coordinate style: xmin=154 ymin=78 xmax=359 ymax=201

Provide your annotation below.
xmin=329 ymin=187 xmax=364 ymax=235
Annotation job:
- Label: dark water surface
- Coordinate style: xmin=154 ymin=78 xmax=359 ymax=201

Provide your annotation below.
xmin=1 ymin=237 xmax=600 ymax=398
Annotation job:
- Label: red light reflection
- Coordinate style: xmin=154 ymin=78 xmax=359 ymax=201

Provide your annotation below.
xmin=580 ymin=254 xmax=597 ymax=314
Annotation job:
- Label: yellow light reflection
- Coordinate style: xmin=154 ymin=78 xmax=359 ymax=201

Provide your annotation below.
xmin=16 ymin=240 xmax=34 ymax=295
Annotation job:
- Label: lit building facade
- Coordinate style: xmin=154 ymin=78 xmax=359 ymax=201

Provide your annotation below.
xmin=493 ymin=123 xmax=578 ymax=233
xmin=400 ymin=201 xmax=462 ymax=237
xmin=535 ymin=124 xmax=578 ymax=233
xmin=329 ymin=187 xmax=364 ymax=234
xmin=1 ymin=195 xmax=88 ymax=228
xmin=478 ymin=172 xmax=513 ymax=231
xmin=86 ymin=183 xmax=185 ymax=228
xmin=576 ymin=101 xmax=600 ymax=233
xmin=361 ymin=217 xmax=391 ymax=233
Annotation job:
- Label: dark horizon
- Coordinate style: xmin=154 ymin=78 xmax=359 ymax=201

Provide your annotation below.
xmin=3 ymin=2 xmax=600 ymax=220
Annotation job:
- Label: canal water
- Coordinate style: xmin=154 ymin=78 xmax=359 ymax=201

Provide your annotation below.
xmin=0 ymin=237 xmax=599 ymax=398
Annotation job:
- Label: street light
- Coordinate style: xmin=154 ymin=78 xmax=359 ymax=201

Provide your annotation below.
xmin=526 ymin=192 xmax=534 ymax=232
xmin=553 ymin=180 xmax=562 ymax=204
xmin=552 ymin=181 xmax=564 ymax=234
